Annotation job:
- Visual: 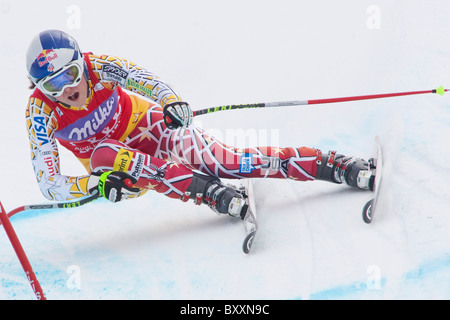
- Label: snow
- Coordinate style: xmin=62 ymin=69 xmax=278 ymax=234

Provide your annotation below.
xmin=1 ymin=0 xmax=450 ymax=300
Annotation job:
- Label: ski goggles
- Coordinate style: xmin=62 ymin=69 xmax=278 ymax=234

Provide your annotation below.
xmin=37 ymin=60 xmax=84 ymax=97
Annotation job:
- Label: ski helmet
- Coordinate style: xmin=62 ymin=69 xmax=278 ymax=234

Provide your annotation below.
xmin=26 ymin=30 xmax=84 ymax=86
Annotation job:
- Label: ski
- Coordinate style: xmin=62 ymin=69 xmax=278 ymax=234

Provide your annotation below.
xmin=362 ymin=136 xmax=383 ymax=224
xmin=242 ymin=179 xmax=258 ymax=254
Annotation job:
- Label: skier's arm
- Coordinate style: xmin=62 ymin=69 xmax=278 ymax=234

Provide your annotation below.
xmin=88 ymin=54 xmax=182 ymax=107
xmin=89 ymin=54 xmax=192 ymax=128
xmin=26 ymin=98 xmax=91 ymax=201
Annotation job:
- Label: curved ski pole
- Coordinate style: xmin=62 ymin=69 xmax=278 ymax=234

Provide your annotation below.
xmin=0 ymin=192 xmax=101 ymax=225
xmin=193 ymin=86 xmax=448 ymax=117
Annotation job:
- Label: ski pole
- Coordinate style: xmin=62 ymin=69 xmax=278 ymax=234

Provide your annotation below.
xmin=0 ymin=201 xmax=46 ymax=300
xmin=193 ymin=86 xmax=447 ymax=117
xmin=0 ymin=192 xmax=101 ymax=225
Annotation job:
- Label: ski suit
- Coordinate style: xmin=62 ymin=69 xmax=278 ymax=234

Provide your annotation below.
xmin=26 ymin=53 xmax=320 ymax=202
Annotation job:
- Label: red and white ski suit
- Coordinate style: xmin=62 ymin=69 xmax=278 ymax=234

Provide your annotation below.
xmin=26 ymin=53 xmax=319 ymax=201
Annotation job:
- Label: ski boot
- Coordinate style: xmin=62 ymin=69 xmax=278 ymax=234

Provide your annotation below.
xmin=182 ymin=172 xmax=249 ymax=219
xmin=315 ymin=150 xmax=375 ymax=190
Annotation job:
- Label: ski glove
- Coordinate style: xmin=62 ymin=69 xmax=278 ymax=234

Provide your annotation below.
xmin=88 ymin=171 xmax=141 ymax=203
xmin=163 ymin=101 xmax=193 ymax=129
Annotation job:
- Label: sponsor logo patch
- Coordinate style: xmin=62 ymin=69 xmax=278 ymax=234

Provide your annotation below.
xmin=129 ymin=153 xmax=145 ymax=180
xmin=113 ymin=149 xmax=134 ymax=172
xmin=102 ymin=64 xmax=128 ymax=86
xmin=33 ymin=116 xmax=49 ymax=146
xmin=239 ymin=153 xmax=255 ymax=174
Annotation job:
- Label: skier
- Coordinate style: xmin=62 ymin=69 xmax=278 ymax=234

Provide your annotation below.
xmin=25 ymin=29 xmax=373 ymax=222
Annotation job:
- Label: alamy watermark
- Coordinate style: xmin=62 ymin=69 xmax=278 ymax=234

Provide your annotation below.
xmin=186 ymin=121 xmax=282 ymax=174
xmin=366 ymin=264 xmax=382 ymax=290
xmin=66 ymin=265 xmax=82 ymax=290
xmin=0 ymin=1 xmax=11 ymax=14
xmin=67 ymin=5 xmax=81 ymax=30
xmin=366 ymin=5 xmax=381 ymax=30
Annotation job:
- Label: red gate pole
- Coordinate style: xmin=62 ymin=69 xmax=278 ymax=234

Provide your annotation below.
xmin=0 ymin=202 xmax=46 ymax=300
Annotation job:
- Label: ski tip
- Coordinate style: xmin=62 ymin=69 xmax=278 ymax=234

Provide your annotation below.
xmin=243 ymin=231 xmax=256 ymax=254
xmin=362 ymin=199 xmax=375 ymax=224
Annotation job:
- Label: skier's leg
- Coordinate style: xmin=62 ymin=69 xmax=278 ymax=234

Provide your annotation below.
xmin=157 ymin=126 xmax=372 ymax=190
xmin=163 ymin=126 xmax=318 ymax=181
xmin=90 ymin=139 xmax=247 ymax=217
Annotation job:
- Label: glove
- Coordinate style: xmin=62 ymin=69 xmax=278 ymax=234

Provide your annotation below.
xmin=163 ymin=101 xmax=193 ymax=129
xmin=88 ymin=171 xmax=141 ymax=203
